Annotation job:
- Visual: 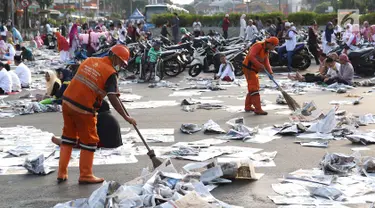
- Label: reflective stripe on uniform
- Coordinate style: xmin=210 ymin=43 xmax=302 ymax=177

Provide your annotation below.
xmin=79 ymin=142 xmax=97 ymax=152
xmin=61 ymin=136 xmax=77 ymax=145
xmin=74 ymin=74 xmax=106 ymax=98
xmin=250 ymin=91 xmax=259 ymax=96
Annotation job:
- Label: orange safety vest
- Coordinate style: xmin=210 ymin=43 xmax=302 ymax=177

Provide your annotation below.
xmin=63 ymin=57 xmax=116 ymax=114
xmin=242 ymin=41 xmax=270 ymax=73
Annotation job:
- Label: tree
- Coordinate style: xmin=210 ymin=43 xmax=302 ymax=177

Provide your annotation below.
xmin=35 ymin=0 xmax=54 ymax=10
xmin=314 ymin=1 xmax=331 ymax=13
xmin=183 ymin=4 xmax=196 ymax=14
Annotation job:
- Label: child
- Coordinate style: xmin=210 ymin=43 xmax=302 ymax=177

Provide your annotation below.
xmin=147 ymin=41 xmax=162 ymax=79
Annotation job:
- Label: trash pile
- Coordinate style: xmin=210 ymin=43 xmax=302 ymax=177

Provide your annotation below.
xmin=269 ymin=152 xmax=375 ymax=206
xmin=54 ymin=158 xmax=261 ymax=208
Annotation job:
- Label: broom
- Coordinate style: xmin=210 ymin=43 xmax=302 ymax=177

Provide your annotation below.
xmin=119 ymin=102 xmax=163 ymax=168
xmin=263 ymin=70 xmax=300 ymax=111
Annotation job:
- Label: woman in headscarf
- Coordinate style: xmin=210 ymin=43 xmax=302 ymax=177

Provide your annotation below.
xmin=55 ymin=32 xmax=70 ymax=62
xmin=69 ymin=24 xmax=79 ymax=58
xmin=345 ymin=24 xmax=360 ymax=53
xmin=53 ymin=68 xmax=72 ymax=105
xmin=337 ymin=54 xmax=354 ymax=85
xmin=3 ymin=43 xmax=15 ymax=61
xmin=322 ymin=22 xmax=336 ymax=55
xmin=361 ymin=21 xmax=371 ymax=42
xmin=12 ymin=27 xmax=23 ymax=44
xmin=369 ymin=25 xmax=375 ymax=43
xmin=308 ymin=20 xmax=320 ymax=65
xmin=240 ymin=14 xmax=246 ymax=39
xmin=38 ymin=70 xmax=61 ymax=104
xmin=45 ymin=70 xmax=61 ymax=97
xmin=342 ymin=23 xmax=352 ymax=43
xmin=35 ymin=31 xmax=43 ymax=48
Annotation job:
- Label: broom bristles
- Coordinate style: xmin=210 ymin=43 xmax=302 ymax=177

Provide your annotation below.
xmin=281 ymin=90 xmax=300 ymax=111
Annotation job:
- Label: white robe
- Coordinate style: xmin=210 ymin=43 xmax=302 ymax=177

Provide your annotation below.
xmin=322 ymin=31 xmax=337 ymax=55
xmin=240 ymin=19 xmax=246 ymax=38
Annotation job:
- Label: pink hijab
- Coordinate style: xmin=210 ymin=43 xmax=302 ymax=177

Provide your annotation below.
xmin=339 ymin=54 xmax=350 ymax=63
xmin=69 ymin=24 xmax=78 ymax=47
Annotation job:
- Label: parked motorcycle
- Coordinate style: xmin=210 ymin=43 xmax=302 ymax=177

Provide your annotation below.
xmin=269 ymin=42 xmax=312 ymax=71
xmin=348 ymin=47 xmax=375 ymax=76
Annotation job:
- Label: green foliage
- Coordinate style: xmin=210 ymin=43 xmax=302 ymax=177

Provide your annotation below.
xmin=316 ymin=13 xmax=337 ymax=25
xmin=288 ymin=12 xmax=316 ymax=25
xmin=360 ymin=13 xmax=375 ymax=24
xmin=151 ymin=12 xmax=285 ymax=27
xmin=314 ymin=2 xmax=331 ymax=14
xmin=110 ymin=13 xmax=122 ymax=19
xmin=87 ymin=12 xmax=95 ymax=18
xmin=47 ymin=18 xmax=57 ymax=26
xmin=35 ymin=0 xmax=54 ymax=9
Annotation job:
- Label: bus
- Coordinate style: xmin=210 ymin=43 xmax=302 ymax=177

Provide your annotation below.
xmin=144 ymin=4 xmax=189 ymax=25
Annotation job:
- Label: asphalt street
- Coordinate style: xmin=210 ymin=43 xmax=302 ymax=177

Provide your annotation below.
xmin=0 ymin=65 xmax=374 ymax=208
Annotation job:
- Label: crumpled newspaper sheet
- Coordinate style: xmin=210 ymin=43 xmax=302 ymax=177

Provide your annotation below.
xmin=203 ymin=120 xmax=226 ymax=134
xmin=23 ymin=154 xmax=55 ymax=175
xmin=180 ymin=123 xmax=202 ymax=134
xmin=172 ymin=139 xmax=229 ymax=148
xmin=124 ymin=100 xmax=179 ymax=109
xmin=320 ymin=153 xmax=357 ymax=176
xmin=346 ymin=132 xmax=375 ymax=145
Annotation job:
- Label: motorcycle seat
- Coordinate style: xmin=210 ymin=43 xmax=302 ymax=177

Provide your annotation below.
xmin=160 ymin=50 xmax=176 ymax=57
xmin=349 ymin=47 xmax=374 ymax=57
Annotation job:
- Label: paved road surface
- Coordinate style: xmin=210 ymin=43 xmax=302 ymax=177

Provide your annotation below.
xmin=0 ymin=66 xmax=374 ymax=208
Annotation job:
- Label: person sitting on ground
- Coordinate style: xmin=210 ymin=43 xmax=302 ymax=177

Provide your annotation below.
xmin=4 ymin=63 xmax=21 ymax=92
xmin=335 ymin=54 xmax=354 ymax=85
xmin=51 ymin=99 xmax=123 ymax=149
xmin=14 ymin=55 xmax=31 ymax=88
xmin=20 ymin=46 xmax=34 ymax=61
xmin=53 ymin=68 xmax=72 ymax=104
xmin=215 ymin=54 xmax=235 ymax=82
xmin=44 ymin=70 xmax=61 ymax=98
xmin=323 ymin=57 xmax=341 ymax=85
xmin=0 ymin=62 xmax=12 ymax=94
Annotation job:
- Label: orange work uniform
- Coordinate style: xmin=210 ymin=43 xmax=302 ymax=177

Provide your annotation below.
xmin=57 ymin=56 xmax=117 ymax=183
xmin=242 ymin=41 xmax=273 ymax=112
xmin=61 ymin=56 xmax=117 ymax=150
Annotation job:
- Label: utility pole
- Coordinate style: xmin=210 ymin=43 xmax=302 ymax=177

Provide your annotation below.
xmin=11 ymin=0 xmax=14 ymax=25
xmin=97 ymin=0 xmax=99 ymax=17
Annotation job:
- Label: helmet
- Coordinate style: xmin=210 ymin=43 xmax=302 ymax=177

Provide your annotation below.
xmin=110 ymin=44 xmax=130 ymax=65
xmin=266 ymin=37 xmax=279 ymax=46
xmin=180 ymin=27 xmax=187 ymax=34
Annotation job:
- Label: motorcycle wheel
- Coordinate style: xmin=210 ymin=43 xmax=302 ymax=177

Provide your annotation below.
xmin=292 ymin=54 xmax=311 ymax=71
xmin=164 ymin=60 xmax=181 ymax=77
xmin=189 ymin=64 xmax=203 ymax=77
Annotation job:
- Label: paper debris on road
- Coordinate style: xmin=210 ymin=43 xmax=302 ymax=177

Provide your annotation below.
xmin=320 ymin=153 xmax=357 ymax=176
xmin=23 ymin=154 xmax=55 ymax=175
xmin=172 ymin=139 xmax=229 ymax=148
xmin=299 ymin=141 xmax=329 ymax=148
xmin=203 ymin=120 xmax=226 ymax=134
xmin=124 ymin=100 xmax=179 ymax=109
xmin=271 ymin=183 xmax=310 ymax=197
xmin=119 ymin=94 xmax=142 ymax=102
xmin=122 ymin=128 xmax=175 ymax=143
xmin=329 ymin=97 xmax=363 ymax=105
xmin=180 ymin=123 xmax=202 ymax=134
xmin=346 ymin=133 xmax=375 ymax=145
xmin=217 ymin=157 xmax=263 ymax=180
xmin=169 ymin=91 xmax=203 ymax=97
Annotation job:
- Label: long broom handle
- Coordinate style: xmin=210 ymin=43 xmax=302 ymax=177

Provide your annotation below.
xmin=263 ymin=69 xmax=281 ymax=89
xmin=119 ymin=100 xmax=152 ymax=152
